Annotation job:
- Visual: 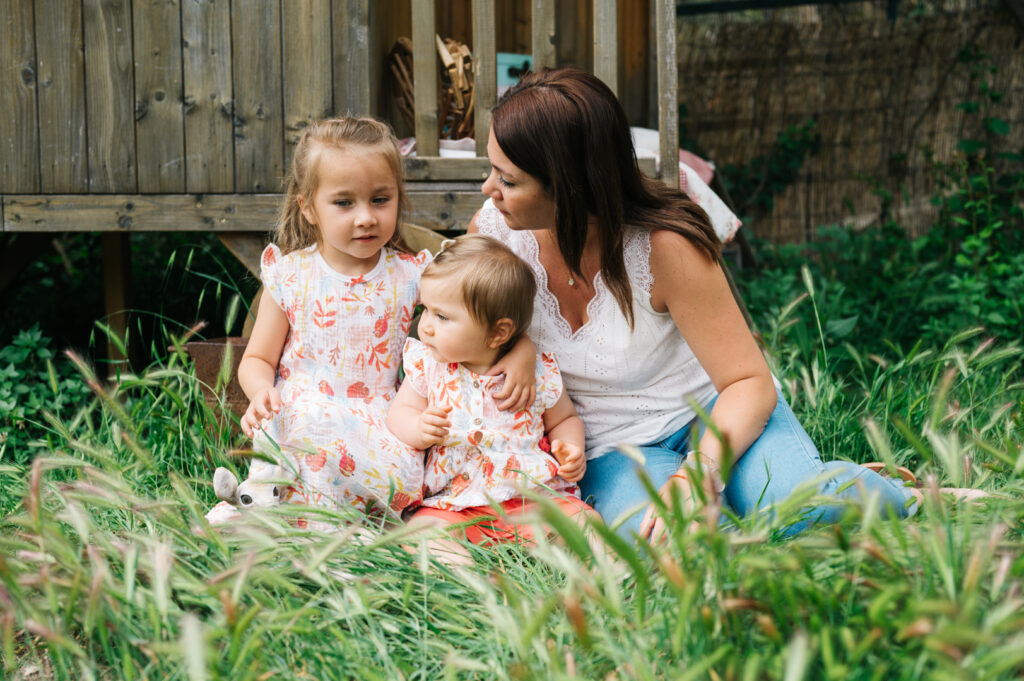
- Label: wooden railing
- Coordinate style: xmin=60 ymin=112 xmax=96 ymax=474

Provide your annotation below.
xmin=1 ymin=0 xmax=679 ymax=359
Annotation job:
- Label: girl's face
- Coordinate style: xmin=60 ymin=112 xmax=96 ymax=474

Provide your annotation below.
xmin=417 ymin=274 xmax=501 ymax=374
xmin=300 ymin=146 xmax=399 ymax=276
xmin=482 ymin=127 xmax=556 ymax=232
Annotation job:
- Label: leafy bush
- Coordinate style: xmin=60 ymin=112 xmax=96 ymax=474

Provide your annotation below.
xmin=0 ymin=326 xmax=91 ymax=465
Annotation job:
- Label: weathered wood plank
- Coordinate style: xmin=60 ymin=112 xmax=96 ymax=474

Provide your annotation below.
xmin=531 ymin=0 xmax=556 ymax=69
xmin=35 ymin=0 xmax=88 ymax=192
xmin=333 ymin=0 xmax=372 ymax=115
xmin=4 ymin=195 xmax=281 ymax=232
xmin=412 ymin=1 xmax=439 ymax=156
xmin=593 ymin=0 xmax=618 ymax=96
xmin=2 ymin=190 xmax=491 ymax=233
xmin=620 ymin=0 xmax=649 ymax=126
xmin=655 ymin=0 xmax=678 ymax=188
xmin=133 ymin=0 xmax=185 ymax=192
xmin=217 ymin=232 xmax=268 ymax=278
xmin=0 ymin=0 xmax=40 ymax=192
xmin=231 ymin=0 xmax=284 ymax=192
xmin=182 ymin=0 xmax=234 ymax=192
xmin=283 ymin=0 xmax=332 ymax=171
xmin=403 ymin=157 xmax=490 ymax=181
xmin=84 ymin=0 xmax=136 ymax=192
xmin=403 ymin=189 xmax=487 ymax=232
xmin=472 ymin=0 xmax=496 ymax=155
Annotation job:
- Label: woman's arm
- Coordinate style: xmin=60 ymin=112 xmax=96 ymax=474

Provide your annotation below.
xmin=238 ymin=291 xmax=289 ymax=436
xmin=640 ymin=230 xmax=776 ymax=540
xmin=387 ymin=379 xmax=451 ymax=450
xmin=649 ymin=229 xmax=776 ymax=471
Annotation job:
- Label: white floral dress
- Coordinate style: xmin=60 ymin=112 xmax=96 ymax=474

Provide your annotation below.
xmin=402 ymin=338 xmax=579 ymax=511
xmin=208 ymin=244 xmax=429 ymax=524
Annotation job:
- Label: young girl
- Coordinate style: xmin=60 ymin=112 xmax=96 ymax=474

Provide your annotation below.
xmin=387 ymin=235 xmax=593 ymax=553
xmin=207 ymin=118 xmax=532 ymax=527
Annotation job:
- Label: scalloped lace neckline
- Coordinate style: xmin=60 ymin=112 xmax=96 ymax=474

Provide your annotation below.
xmin=523 ymin=231 xmax=608 ymax=342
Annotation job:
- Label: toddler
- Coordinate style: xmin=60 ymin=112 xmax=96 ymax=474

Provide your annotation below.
xmin=206 ymin=117 xmax=429 ymax=526
xmin=387 ymin=235 xmax=593 ymax=557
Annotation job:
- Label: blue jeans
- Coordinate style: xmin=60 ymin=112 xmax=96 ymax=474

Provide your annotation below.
xmin=579 ymin=388 xmax=916 ymax=539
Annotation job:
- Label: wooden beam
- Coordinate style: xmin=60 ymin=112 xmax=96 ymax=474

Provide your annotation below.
xmin=472 ymin=0 xmax=496 ymax=155
xmin=403 ymin=157 xmax=490 ymax=181
xmin=532 ymin=0 xmax=557 ymax=69
xmin=0 ymin=188 xmax=501 ymax=234
xmin=216 ymin=232 xmax=268 ymax=278
xmin=3 ymin=194 xmax=281 ymax=232
xmin=412 ymin=0 xmax=439 ymax=156
xmin=101 ymin=232 xmax=131 ymax=375
xmin=655 ymin=0 xmax=679 ymax=189
xmin=594 ymin=0 xmax=618 ymax=97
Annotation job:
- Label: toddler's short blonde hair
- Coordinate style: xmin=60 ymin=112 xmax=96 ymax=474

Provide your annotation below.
xmin=422 ymin=234 xmax=536 ymax=349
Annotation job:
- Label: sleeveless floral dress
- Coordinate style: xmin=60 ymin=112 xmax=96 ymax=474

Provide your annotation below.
xmin=402 ymin=338 xmax=579 ymax=511
xmin=207 ymin=244 xmax=429 ymax=525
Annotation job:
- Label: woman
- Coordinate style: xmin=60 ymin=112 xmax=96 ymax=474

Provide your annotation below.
xmin=468 ymin=68 xmax=920 ymax=540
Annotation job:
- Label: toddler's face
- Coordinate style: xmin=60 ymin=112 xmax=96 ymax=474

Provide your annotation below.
xmin=418 ymin=275 xmax=497 ymax=374
xmin=300 ymin=146 xmax=398 ymax=276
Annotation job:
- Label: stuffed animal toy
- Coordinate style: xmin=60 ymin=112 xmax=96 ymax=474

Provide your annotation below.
xmin=213 ymin=462 xmax=292 ymax=509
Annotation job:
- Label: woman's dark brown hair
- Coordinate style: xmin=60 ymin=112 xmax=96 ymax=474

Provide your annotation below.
xmin=491 ymin=67 xmax=720 ymax=327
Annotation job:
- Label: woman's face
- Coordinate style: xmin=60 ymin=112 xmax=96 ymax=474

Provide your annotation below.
xmin=482 ymin=127 xmax=556 ymax=231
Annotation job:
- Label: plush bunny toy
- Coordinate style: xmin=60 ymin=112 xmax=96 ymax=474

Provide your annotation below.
xmin=213 ymin=463 xmax=291 ymax=509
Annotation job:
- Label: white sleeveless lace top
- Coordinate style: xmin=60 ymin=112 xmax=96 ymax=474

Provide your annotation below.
xmin=477 ymin=199 xmax=718 ymax=459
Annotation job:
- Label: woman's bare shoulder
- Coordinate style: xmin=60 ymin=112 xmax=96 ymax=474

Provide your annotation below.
xmin=648 ymin=229 xmax=717 ymax=277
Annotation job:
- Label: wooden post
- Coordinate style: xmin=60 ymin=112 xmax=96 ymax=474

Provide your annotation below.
xmin=101 ymin=233 xmax=131 ymax=375
xmin=412 ymin=0 xmax=439 ymax=156
xmin=593 ymin=0 xmax=618 ymax=97
xmin=532 ymin=0 xmax=556 ymax=70
xmin=333 ymin=0 xmax=372 ymax=115
xmin=472 ymin=0 xmax=496 ymax=155
xmin=655 ymin=0 xmax=679 ymax=189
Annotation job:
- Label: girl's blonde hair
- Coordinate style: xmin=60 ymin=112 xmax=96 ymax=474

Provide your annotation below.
xmin=276 ymin=117 xmax=408 ymax=254
xmin=422 ymin=235 xmax=536 ymax=351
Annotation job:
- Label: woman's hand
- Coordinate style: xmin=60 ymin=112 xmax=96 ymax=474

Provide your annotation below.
xmin=638 ymin=468 xmax=721 ymax=543
xmin=240 ymin=386 xmax=282 ymax=437
xmin=487 ymin=335 xmax=537 ymax=412
xmin=415 ymin=403 xmax=452 ymax=449
xmin=551 ymin=439 xmax=586 ymax=482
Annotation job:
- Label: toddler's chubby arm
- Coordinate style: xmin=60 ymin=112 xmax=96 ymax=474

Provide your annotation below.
xmin=388 ymin=380 xmax=452 ymax=450
xmin=487 ymin=334 xmax=538 ymax=412
xmin=238 ymin=292 xmax=289 ymax=437
xmin=542 ymin=393 xmax=586 ymax=482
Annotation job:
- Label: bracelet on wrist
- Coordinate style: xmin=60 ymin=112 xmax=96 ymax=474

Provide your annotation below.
xmin=682 ymin=451 xmax=726 ymax=494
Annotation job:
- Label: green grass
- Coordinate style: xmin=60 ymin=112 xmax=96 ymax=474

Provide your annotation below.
xmin=2 ymin=264 xmax=1023 ymax=680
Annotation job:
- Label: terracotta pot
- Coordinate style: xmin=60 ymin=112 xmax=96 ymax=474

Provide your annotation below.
xmin=183 ymin=337 xmax=249 ymax=418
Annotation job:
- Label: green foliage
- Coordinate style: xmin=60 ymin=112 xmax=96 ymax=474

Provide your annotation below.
xmin=0 ymin=327 xmax=91 ymax=466
xmin=0 ymin=327 xmax=1022 ymax=680
xmin=737 ymin=46 xmax=1023 ymax=353
xmin=719 ymin=119 xmax=822 ymax=220
xmin=0 ymin=232 xmax=259 ymax=364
